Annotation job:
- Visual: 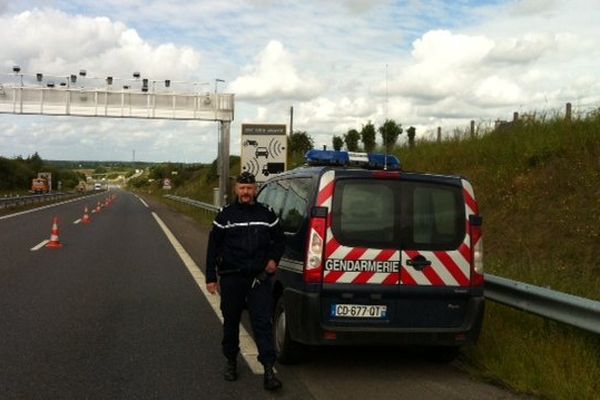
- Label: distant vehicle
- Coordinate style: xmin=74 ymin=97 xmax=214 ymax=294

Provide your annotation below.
xmin=255 ymin=146 xmax=269 ymax=158
xmin=31 ymin=178 xmax=49 ymax=194
xmin=94 ymin=183 xmax=102 ymax=191
xmin=243 ymin=140 xmax=259 ymax=147
xmin=76 ymin=181 xmax=87 ymax=193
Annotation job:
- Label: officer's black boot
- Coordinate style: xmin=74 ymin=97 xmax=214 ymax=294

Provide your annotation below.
xmin=263 ymin=364 xmax=282 ymax=391
xmin=224 ymin=358 xmax=237 ymax=381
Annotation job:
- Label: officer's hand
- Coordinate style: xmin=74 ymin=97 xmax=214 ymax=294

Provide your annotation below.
xmin=207 ymin=282 xmax=219 ymax=295
xmin=265 ymin=259 xmax=278 ymax=274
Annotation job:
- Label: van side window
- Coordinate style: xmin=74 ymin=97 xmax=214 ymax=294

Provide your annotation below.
xmin=411 ymin=185 xmax=461 ymax=246
xmin=332 ymin=180 xmax=396 ymax=246
xmin=256 ymin=183 xmax=271 ymax=204
xmin=280 ymin=178 xmax=311 ymax=233
xmin=258 ymin=180 xmax=288 ymax=217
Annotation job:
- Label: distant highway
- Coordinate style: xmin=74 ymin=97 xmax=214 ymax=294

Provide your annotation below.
xmin=0 ymin=190 xmax=525 ymax=399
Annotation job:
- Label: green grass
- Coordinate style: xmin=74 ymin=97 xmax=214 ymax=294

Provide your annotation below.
xmin=162 ymin=197 xmax=216 ymax=228
xmin=463 ymin=303 xmax=600 ymax=400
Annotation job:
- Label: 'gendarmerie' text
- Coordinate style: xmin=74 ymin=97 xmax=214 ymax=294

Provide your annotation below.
xmin=324 ymin=259 xmax=399 ymax=273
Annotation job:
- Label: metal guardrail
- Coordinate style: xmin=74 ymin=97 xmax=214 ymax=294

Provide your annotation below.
xmin=0 ymin=192 xmax=72 ymax=209
xmin=164 ymin=194 xmax=600 ymax=335
xmin=485 ymin=274 xmax=600 ymax=334
xmin=164 ymin=194 xmax=220 ymax=213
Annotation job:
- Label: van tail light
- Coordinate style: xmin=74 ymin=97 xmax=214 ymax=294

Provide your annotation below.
xmin=469 ymin=215 xmax=484 ymax=287
xmin=304 ymin=207 xmax=328 ymax=284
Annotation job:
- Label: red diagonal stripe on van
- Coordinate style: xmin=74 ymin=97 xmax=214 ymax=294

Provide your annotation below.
xmin=401 ymin=269 xmax=418 ymax=285
xmin=353 ymin=272 xmax=375 ymax=284
xmin=375 ymin=249 xmax=396 ymax=261
xmin=324 ymin=271 xmax=344 ymax=283
xmin=422 ymin=266 xmax=445 ymax=286
xmin=344 ymin=247 xmax=367 ymax=260
xmin=405 ymin=250 xmax=419 ymax=258
xmin=463 ymin=188 xmax=478 ymax=214
xmin=459 ymin=242 xmax=470 ymax=262
xmin=317 ymin=180 xmax=335 ymax=206
xmin=325 ymin=237 xmax=341 ymax=257
xmin=382 ymin=273 xmax=399 ymax=285
xmin=434 ymin=251 xmax=470 ymax=286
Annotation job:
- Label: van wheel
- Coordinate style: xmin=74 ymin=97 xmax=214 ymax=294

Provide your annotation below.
xmin=274 ymin=297 xmax=302 ymax=364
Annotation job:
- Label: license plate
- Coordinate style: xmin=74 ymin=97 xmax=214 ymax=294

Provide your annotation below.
xmin=330 ymin=304 xmax=387 ymax=319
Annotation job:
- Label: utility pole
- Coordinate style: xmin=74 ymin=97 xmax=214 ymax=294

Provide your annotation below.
xmin=290 ymin=106 xmax=294 ymax=135
xmin=215 ymin=79 xmax=229 ymax=206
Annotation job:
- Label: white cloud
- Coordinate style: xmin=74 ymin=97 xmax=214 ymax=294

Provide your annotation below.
xmin=228 ymin=40 xmax=323 ymax=102
xmin=388 ymin=30 xmax=494 ymax=102
xmin=473 ymin=76 xmax=523 ymax=107
xmin=0 ymin=9 xmax=201 ymax=80
xmin=487 ymin=33 xmax=558 ymax=64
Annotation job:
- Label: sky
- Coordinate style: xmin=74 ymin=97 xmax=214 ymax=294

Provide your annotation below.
xmin=0 ymin=0 xmax=598 ymax=163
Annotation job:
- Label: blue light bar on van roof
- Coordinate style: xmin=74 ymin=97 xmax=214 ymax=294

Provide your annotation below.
xmin=304 ymin=150 xmax=401 ymax=170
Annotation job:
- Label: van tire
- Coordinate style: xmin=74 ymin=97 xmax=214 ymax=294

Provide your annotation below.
xmin=274 ymin=296 xmax=303 ymax=364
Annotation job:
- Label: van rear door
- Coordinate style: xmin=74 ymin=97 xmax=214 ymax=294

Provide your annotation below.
xmin=317 ymin=170 xmax=481 ymax=328
xmin=319 ymin=171 xmax=472 ymax=287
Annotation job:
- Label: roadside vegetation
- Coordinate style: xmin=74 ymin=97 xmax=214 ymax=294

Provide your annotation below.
xmin=133 ymin=107 xmax=600 ymax=399
xmin=0 ymin=152 xmax=85 ymax=195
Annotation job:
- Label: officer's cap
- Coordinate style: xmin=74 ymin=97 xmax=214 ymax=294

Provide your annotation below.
xmin=236 ymin=171 xmax=256 ymax=184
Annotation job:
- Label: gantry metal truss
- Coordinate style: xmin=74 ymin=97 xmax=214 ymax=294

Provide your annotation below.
xmin=0 ymin=83 xmax=234 ymax=206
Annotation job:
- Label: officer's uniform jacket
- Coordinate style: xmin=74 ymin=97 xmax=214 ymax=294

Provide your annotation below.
xmin=205 ymin=200 xmax=285 ymax=283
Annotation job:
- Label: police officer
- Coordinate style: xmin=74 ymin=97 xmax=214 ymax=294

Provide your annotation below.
xmin=205 ymin=172 xmax=285 ymax=391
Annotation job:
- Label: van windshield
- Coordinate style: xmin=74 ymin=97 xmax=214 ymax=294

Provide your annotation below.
xmin=331 ymin=179 xmax=465 ymax=250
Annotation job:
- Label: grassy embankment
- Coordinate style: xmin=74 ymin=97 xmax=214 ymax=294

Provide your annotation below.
xmin=396 ymin=110 xmax=600 ymax=400
xmin=144 ymin=109 xmax=600 ymax=399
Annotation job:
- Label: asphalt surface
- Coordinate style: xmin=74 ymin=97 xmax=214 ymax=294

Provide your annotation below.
xmin=0 ymin=189 xmax=528 ymax=399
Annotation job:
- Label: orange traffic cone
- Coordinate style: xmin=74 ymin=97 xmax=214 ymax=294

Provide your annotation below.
xmin=46 ymin=217 xmax=63 ymax=249
xmin=82 ymin=206 xmax=91 ymax=224
xmin=96 ymin=201 xmax=101 ymax=213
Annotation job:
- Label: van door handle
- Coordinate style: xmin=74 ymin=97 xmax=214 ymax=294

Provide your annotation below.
xmin=406 ymin=256 xmax=432 ymax=271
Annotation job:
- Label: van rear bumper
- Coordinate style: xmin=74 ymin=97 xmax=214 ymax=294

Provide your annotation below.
xmin=284 ymin=288 xmax=484 ymax=347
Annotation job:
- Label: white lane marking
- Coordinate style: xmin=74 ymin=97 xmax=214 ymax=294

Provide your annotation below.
xmin=0 ymin=193 xmax=106 ymax=221
xmin=151 ymin=212 xmax=263 ymax=375
xmin=74 ymin=218 xmax=82 ymax=224
xmin=31 ymin=240 xmax=49 ymax=251
xmin=137 ymin=196 xmax=149 ymax=208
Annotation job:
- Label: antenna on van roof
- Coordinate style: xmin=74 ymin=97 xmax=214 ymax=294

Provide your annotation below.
xmin=383 ymin=63 xmax=389 ymax=171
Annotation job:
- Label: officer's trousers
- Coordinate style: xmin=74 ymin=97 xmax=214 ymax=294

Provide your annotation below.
xmin=219 ymin=273 xmax=276 ymax=366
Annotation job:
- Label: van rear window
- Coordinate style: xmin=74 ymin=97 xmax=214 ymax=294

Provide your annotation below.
xmin=331 ymin=179 xmax=465 ymax=250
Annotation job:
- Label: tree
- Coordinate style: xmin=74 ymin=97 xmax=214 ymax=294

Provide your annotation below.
xmin=332 ymin=135 xmax=344 ymax=151
xmin=288 ymin=131 xmax=314 ymax=159
xmin=379 ymin=119 xmax=403 ymax=152
xmin=343 ymin=129 xmax=361 ymax=151
xmin=407 ymin=126 xmax=416 ymax=149
xmin=360 ymin=122 xmax=376 ymax=153
xmin=27 ymin=152 xmax=44 ymax=173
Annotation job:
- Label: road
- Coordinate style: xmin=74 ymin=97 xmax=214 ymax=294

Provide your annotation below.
xmin=0 ymin=190 xmax=527 ymax=399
